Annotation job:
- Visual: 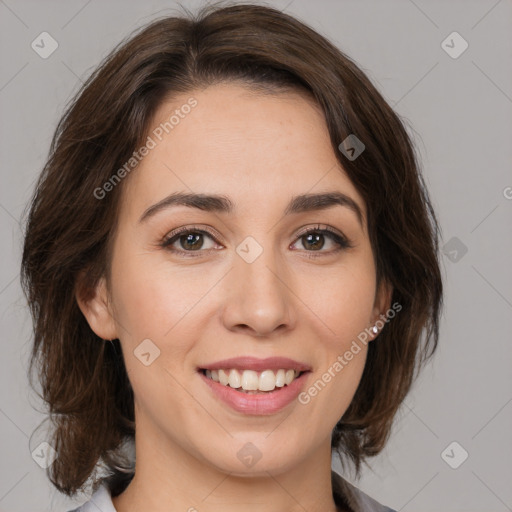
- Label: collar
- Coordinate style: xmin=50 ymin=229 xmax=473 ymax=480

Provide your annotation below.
xmin=331 ymin=470 xmax=395 ymax=512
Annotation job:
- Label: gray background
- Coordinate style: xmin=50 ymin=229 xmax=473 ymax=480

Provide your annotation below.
xmin=1 ymin=0 xmax=511 ymax=510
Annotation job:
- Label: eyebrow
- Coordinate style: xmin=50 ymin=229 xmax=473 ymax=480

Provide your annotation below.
xmin=139 ymin=191 xmax=364 ymax=227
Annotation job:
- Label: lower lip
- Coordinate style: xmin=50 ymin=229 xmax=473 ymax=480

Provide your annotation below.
xmin=199 ymin=371 xmax=310 ymax=415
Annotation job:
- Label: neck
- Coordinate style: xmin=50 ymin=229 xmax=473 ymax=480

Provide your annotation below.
xmin=111 ymin=424 xmax=343 ymax=512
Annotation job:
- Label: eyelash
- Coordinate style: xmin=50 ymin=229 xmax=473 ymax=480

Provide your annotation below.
xmin=160 ymin=224 xmax=353 ymax=259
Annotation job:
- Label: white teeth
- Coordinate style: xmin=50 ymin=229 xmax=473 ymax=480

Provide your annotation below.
xmin=285 ymin=369 xmax=295 ymax=385
xmin=259 ymin=370 xmax=276 ymax=391
xmin=241 ymin=370 xmax=259 ymax=390
xmin=228 ymin=369 xmax=241 ymax=388
xmin=204 ymin=368 xmax=302 ymax=392
xmin=275 ymin=369 xmax=286 ymax=387
xmin=218 ymin=369 xmax=229 ymax=385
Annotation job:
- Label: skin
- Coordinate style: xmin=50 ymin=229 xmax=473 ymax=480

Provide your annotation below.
xmin=77 ymin=82 xmax=392 ymax=512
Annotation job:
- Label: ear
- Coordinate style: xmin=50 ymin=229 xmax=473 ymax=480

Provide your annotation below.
xmin=75 ymin=272 xmax=118 ymax=340
xmin=370 ymin=279 xmax=393 ymax=336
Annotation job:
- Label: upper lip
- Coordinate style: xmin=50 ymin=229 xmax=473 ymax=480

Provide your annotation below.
xmin=199 ymin=356 xmax=312 ymax=373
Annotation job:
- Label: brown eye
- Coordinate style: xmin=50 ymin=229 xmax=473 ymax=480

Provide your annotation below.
xmin=291 ymin=226 xmax=352 ymax=255
xmin=177 ymin=232 xmax=205 ymax=251
xmin=301 ymin=232 xmax=326 ymax=251
xmin=161 ymin=227 xmax=220 ymax=256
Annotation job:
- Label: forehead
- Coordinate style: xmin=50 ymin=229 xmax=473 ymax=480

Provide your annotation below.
xmin=120 ymin=82 xmax=366 ymax=221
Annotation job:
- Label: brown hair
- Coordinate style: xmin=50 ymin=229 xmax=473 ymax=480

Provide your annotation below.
xmin=21 ymin=1 xmax=443 ymax=499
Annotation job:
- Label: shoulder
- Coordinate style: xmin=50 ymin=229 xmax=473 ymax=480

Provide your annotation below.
xmin=331 ymin=470 xmax=396 ymax=512
xmin=66 ymin=483 xmax=116 ymax=512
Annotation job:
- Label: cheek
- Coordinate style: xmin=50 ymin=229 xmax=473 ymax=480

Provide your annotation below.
xmin=296 ymin=343 xmax=368 ymax=440
xmin=110 ymin=244 xmax=209 ymax=340
xmin=291 ymin=258 xmax=375 ymax=414
xmin=109 ymin=253 xmax=201 ymax=407
xmin=295 ymin=258 xmax=376 ymax=342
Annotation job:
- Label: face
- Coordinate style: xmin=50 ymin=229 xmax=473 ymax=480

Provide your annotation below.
xmin=79 ymin=82 xmax=390 ymax=477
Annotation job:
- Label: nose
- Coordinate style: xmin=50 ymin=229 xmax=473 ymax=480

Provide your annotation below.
xmin=220 ymin=249 xmax=296 ymax=338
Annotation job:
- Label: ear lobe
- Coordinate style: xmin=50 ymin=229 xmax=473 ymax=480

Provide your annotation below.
xmin=75 ymin=273 xmax=117 ymax=341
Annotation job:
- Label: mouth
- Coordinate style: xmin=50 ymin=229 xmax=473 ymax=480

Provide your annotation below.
xmin=196 ymin=356 xmax=312 ymax=415
xmin=197 ymin=356 xmax=312 ymax=393
xmin=198 ymin=368 xmax=311 ymax=415
xmin=198 ymin=368 xmax=307 ymax=394
xmin=196 ymin=357 xmax=312 ymax=414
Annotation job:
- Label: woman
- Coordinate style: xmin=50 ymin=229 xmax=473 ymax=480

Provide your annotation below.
xmin=21 ymin=3 xmax=443 ymax=512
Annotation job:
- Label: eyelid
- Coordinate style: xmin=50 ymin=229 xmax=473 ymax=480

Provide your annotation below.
xmin=160 ymin=223 xmax=353 ymax=255
xmin=293 ymin=224 xmax=349 ymax=243
xmin=161 ymin=224 xmax=223 ymax=247
xmin=291 ymin=224 xmax=354 ymax=253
